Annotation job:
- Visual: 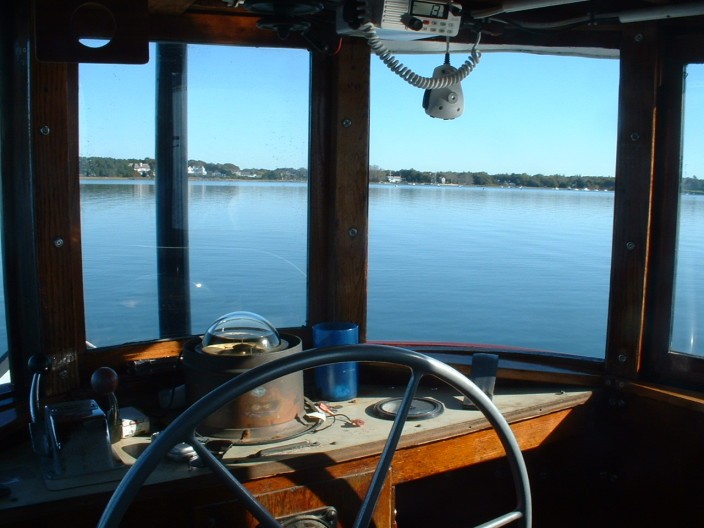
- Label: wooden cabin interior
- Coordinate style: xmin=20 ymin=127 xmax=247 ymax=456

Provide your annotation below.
xmin=2 ymin=0 xmax=704 ymax=526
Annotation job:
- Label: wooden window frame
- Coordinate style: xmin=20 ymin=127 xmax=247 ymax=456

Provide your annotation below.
xmin=641 ymin=33 xmax=704 ymax=388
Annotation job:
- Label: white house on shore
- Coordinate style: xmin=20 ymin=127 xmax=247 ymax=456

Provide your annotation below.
xmin=131 ymin=162 xmax=151 ymax=176
xmin=188 ymin=165 xmax=207 ymax=176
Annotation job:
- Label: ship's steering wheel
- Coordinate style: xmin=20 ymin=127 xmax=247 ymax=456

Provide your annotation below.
xmin=98 ymin=344 xmax=532 ymax=528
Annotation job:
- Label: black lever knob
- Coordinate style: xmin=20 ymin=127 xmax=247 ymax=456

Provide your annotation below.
xmin=91 ymin=367 xmax=121 ymax=443
xmin=90 ymin=366 xmax=119 ymax=395
xmin=28 ymin=354 xmax=52 ymax=375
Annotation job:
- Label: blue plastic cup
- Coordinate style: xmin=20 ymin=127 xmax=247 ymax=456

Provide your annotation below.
xmin=313 ymin=322 xmax=359 ymax=401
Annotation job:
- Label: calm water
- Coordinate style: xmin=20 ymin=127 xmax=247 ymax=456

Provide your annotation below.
xmin=368 ymin=184 xmax=615 ymax=355
xmin=81 ymin=180 xmax=615 ymax=357
xmin=2 ymin=180 xmax=703 ymax=362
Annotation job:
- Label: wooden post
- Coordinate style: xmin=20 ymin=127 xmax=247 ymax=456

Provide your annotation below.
xmin=30 ymin=60 xmax=86 ymax=394
xmin=308 ymin=38 xmax=370 ymax=340
xmin=605 ymin=25 xmax=661 ymax=378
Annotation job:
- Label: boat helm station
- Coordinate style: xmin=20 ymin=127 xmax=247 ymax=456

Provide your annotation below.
xmin=3 ymin=0 xmax=704 ymax=526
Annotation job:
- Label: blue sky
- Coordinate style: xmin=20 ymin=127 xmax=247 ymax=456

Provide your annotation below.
xmin=78 ymin=42 xmax=703 ymax=178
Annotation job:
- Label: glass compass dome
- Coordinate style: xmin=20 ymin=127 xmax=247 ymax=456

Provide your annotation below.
xmin=201 ymin=311 xmax=283 ymax=356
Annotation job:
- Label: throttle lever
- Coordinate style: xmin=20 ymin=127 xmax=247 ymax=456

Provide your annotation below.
xmin=27 ymin=354 xmax=52 ymax=455
xmin=27 ymin=357 xmax=124 ymax=480
xmin=91 ymin=366 xmax=121 ymax=443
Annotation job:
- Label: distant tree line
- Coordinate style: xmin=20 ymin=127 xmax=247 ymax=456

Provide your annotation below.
xmin=79 ymin=157 xmax=307 ymax=181
xmin=80 ymin=157 xmax=156 ymax=178
xmin=82 ymin=157 xmax=704 ymax=193
xmin=370 ymin=165 xmax=617 ymax=191
xmin=683 ymin=176 xmax=704 ymax=194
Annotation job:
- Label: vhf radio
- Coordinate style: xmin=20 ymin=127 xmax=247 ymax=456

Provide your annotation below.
xmin=338 ymin=0 xmax=462 ymax=40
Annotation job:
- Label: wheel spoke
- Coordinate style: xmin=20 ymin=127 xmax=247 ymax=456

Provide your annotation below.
xmin=189 ymin=434 xmax=279 ymax=528
xmin=354 ymin=369 xmax=422 ymax=528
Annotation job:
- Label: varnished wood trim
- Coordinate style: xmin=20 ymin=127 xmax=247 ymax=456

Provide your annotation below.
xmin=391 ymin=407 xmax=578 ymax=483
xmin=148 ymin=12 xmax=308 ymax=48
xmin=604 ymin=25 xmax=660 ymax=379
xmin=149 ymin=0 xmax=196 ymax=15
xmin=330 ymin=38 xmax=370 ymax=335
xmin=78 ymin=339 xmax=188 ymax=377
xmin=625 ymin=381 xmax=704 ymax=414
xmin=248 ymin=469 xmax=394 ymax=528
xmin=308 ymin=38 xmax=370 ymax=338
xmin=30 ymin=59 xmax=86 ymax=396
xmin=641 ymin=35 xmax=704 ymax=388
xmin=641 ymin=44 xmax=684 ymax=382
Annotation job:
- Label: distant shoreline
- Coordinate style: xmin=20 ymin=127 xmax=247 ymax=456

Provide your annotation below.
xmin=78 ymin=178 xmax=704 ymax=194
xmin=79 ymin=175 xmax=306 ymax=182
xmin=78 ymin=156 xmax=623 ymax=190
xmin=79 ymin=176 xmax=623 ymax=191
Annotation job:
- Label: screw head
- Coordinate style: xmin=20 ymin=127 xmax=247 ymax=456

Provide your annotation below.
xmin=341 ymin=118 xmax=352 ymax=128
xmin=40 ymin=126 xmax=50 ymax=136
xmin=53 ymin=238 xmax=64 ymax=248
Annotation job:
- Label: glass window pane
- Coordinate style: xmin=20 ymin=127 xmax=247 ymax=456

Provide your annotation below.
xmin=80 ymin=46 xmax=309 ymax=347
xmin=368 ymin=53 xmax=619 ymax=358
xmin=670 ymin=63 xmax=704 ymax=356
xmin=79 ymin=54 xmax=157 ymax=347
xmin=187 ymin=46 xmax=309 ymax=334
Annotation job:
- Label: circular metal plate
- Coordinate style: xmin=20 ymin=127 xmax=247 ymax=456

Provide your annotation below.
xmin=370 ymin=397 xmax=444 ymax=421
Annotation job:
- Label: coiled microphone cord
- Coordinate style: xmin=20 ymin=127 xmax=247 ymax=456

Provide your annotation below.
xmin=359 ymin=15 xmax=481 ymax=89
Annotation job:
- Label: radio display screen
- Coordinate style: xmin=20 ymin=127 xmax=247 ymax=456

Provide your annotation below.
xmin=411 ymin=0 xmax=448 ymax=19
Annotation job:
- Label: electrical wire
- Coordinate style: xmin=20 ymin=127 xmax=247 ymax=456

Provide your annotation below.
xmin=353 ymin=0 xmax=481 ymax=89
xmin=361 ymin=20 xmax=482 ymax=89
